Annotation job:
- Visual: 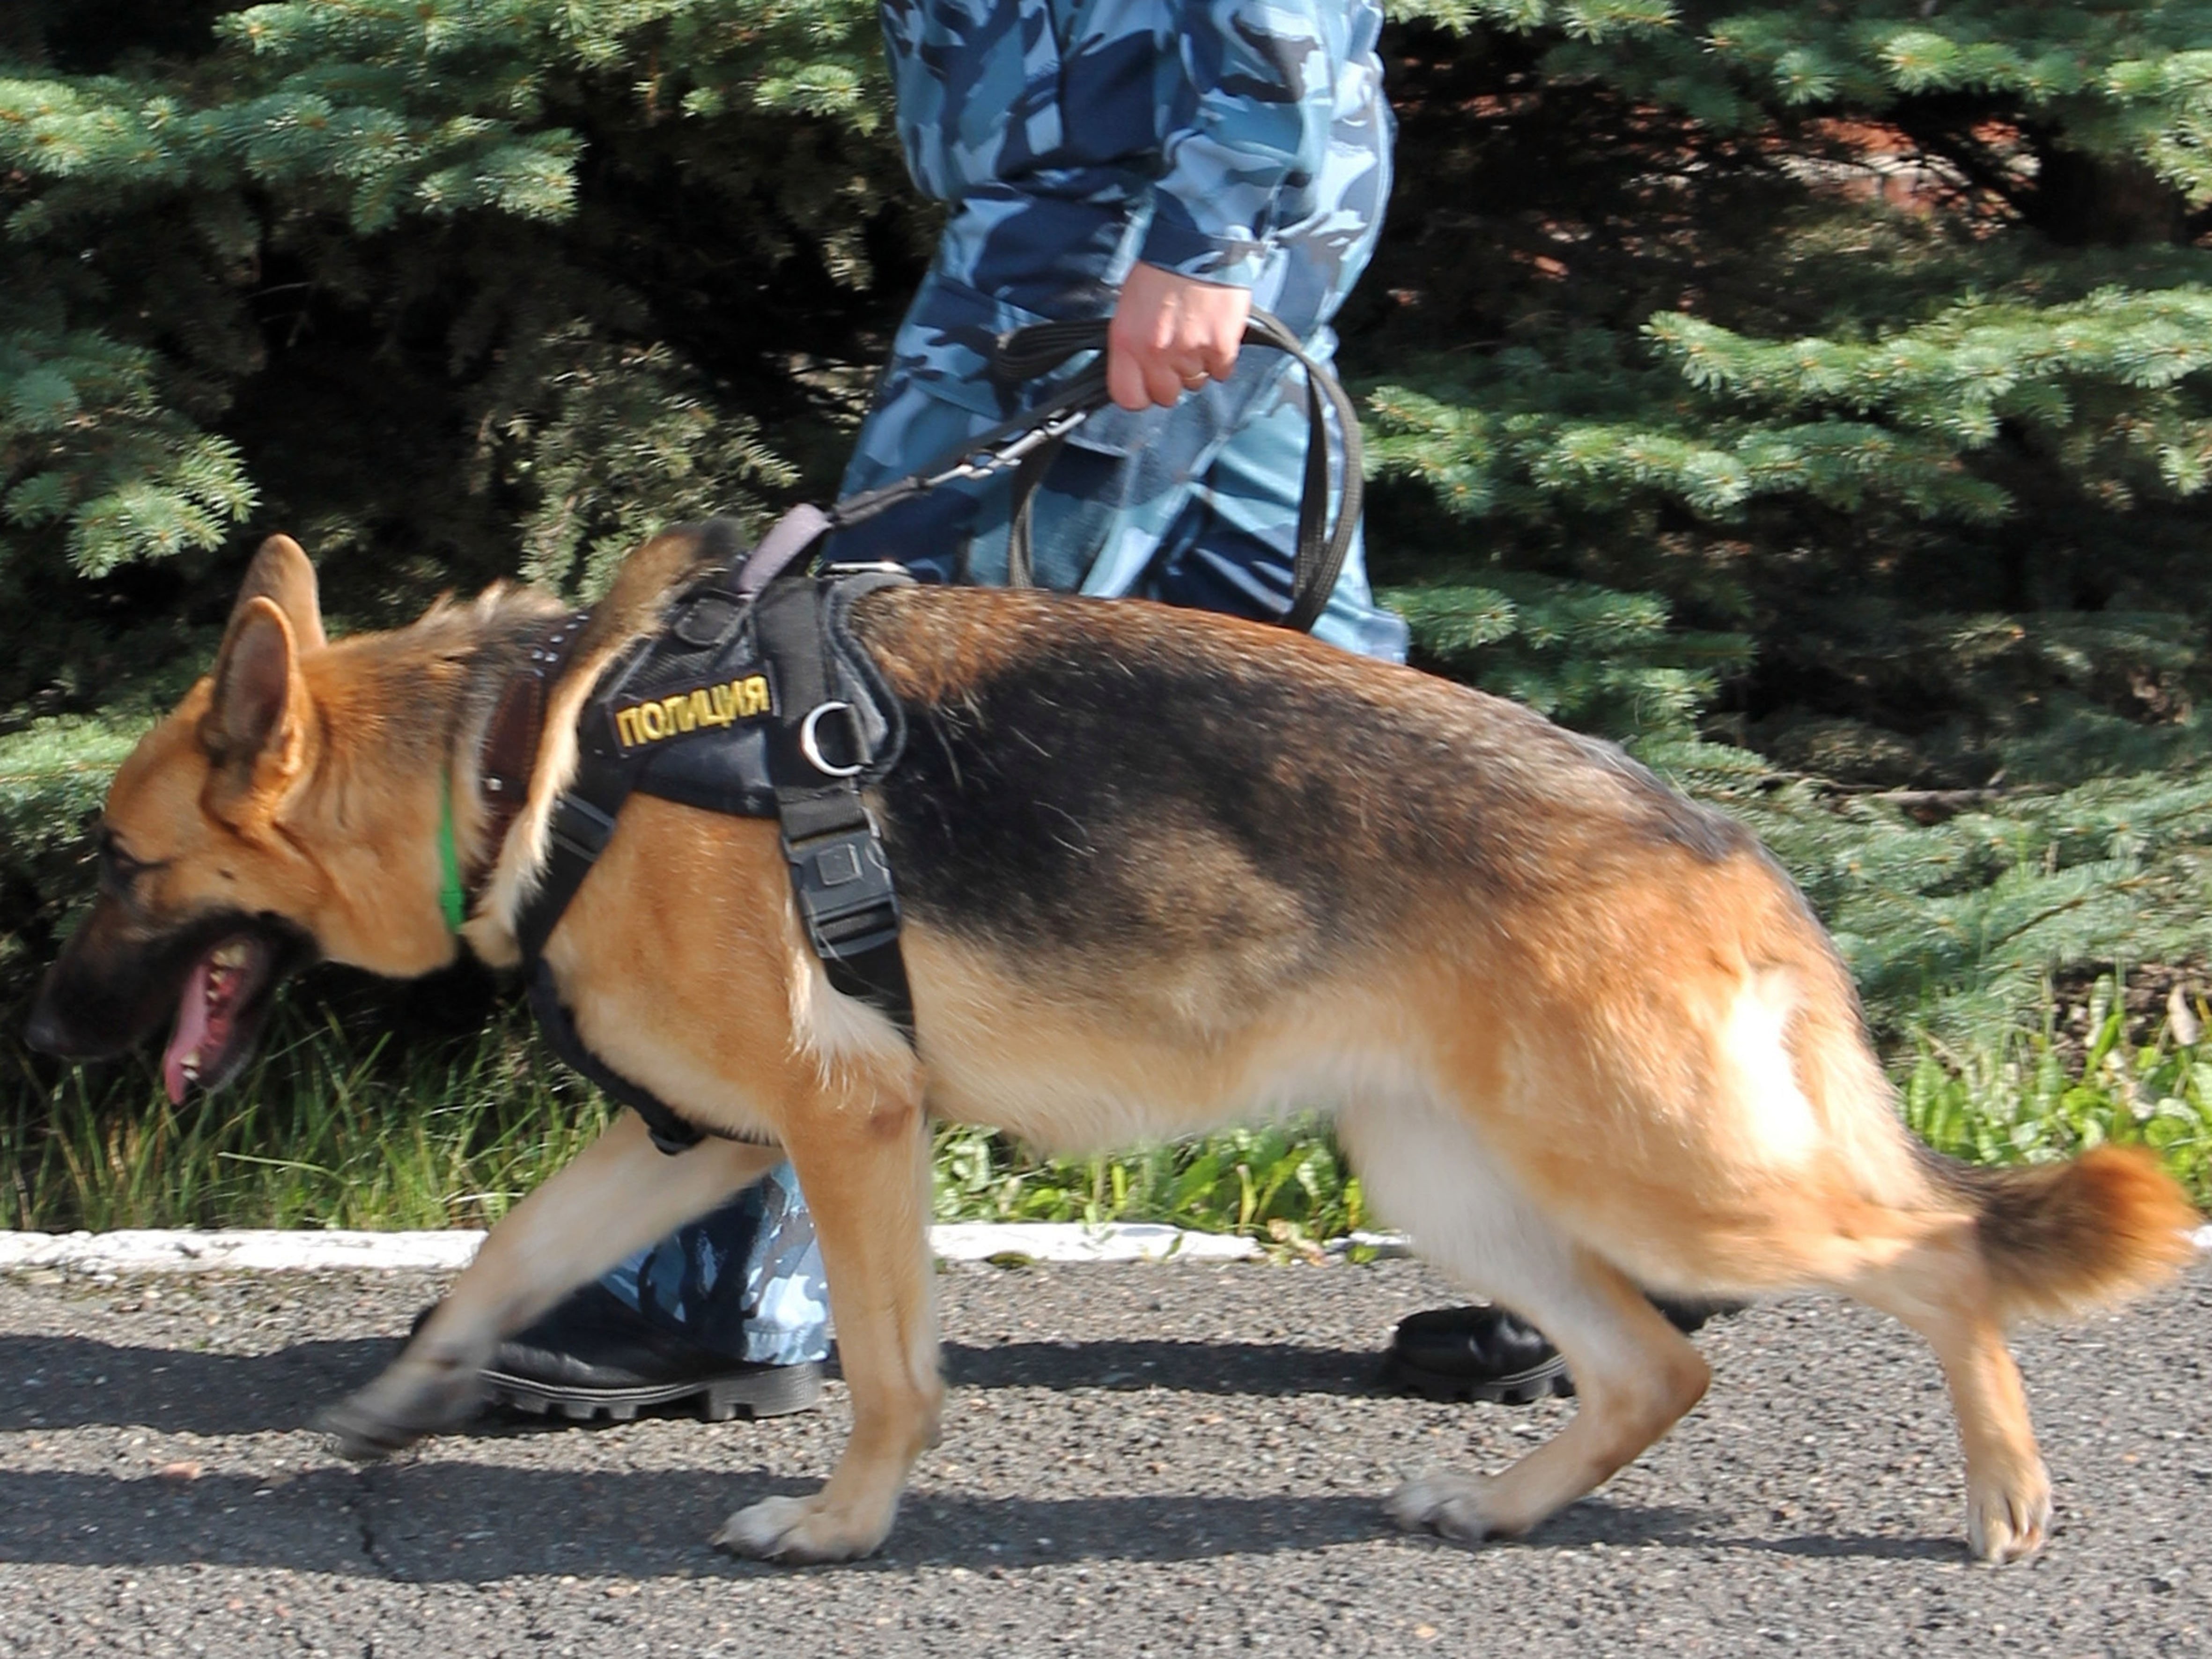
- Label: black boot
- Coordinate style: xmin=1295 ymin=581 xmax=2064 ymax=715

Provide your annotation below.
xmin=1385 ymin=1305 xmax=1572 ymax=1404
xmin=412 ymin=1284 xmax=824 ymax=1424
xmin=1384 ymin=1297 xmax=1738 ymax=1405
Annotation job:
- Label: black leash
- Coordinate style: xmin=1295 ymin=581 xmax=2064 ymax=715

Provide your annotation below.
xmin=745 ymin=308 xmax=1363 ymax=634
xmin=980 ymin=310 xmax=1364 ymax=634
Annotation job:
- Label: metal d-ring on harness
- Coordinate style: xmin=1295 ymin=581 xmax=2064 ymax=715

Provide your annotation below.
xmin=511 ymin=308 xmax=1359 ymax=1155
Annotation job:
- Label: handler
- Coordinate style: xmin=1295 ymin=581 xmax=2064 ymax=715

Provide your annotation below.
xmin=478 ymin=0 xmax=1634 ymax=1421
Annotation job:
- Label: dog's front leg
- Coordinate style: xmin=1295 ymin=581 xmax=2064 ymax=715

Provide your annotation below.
xmin=714 ymin=1084 xmax=939 ymax=1564
xmin=320 ymin=1111 xmax=786 ymax=1458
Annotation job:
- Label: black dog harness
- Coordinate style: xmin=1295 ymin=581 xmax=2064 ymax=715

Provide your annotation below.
xmin=502 ymin=308 xmax=1359 ymax=1154
xmin=510 ymin=522 xmax=917 ymax=1154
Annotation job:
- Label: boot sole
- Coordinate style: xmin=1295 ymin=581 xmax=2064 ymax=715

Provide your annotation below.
xmin=1383 ymin=1355 xmax=1575 ymax=1406
xmin=482 ymin=1359 xmax=825 ymax=1424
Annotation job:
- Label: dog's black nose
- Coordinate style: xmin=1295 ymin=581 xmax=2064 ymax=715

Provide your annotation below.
xmin=24 ymin=994 xmax=76 ymax=1058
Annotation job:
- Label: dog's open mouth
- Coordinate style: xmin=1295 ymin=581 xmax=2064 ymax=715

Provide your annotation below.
xmin=162 ymin=933 xmax=278 ymax=1103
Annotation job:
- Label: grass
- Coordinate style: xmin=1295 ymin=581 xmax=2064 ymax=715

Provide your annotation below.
xmin=931 ymin=1120 xmax=1366 ymax=1254
xmin=4 ymin=997 xmax=612 ymax=1233
xmin=1903 ymin=977 xmax=2212 ymax=1203
xmin=4 ymin=973 xmax=2205 ymax=1237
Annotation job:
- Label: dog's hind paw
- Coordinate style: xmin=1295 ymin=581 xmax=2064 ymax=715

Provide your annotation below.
xmin=712 ymin=1493 xmax=893 ymax=1564
xmin=1966 ymin=1462 xmax=2052 ymax=1564
xmin=1386 ymin=1473 xmax=1514 ymax=1548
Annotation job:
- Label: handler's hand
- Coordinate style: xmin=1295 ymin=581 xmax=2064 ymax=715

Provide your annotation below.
xmin=1106 ymin=263 xmax=1252 ymax=412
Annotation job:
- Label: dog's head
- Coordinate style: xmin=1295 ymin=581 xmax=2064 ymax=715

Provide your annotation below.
xmin=27 ymin=534 xmax=456 ymax=1101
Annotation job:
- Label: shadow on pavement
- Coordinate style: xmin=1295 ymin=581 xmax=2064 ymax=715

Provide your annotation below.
xmin=0 ymin=1330 xmax=1975 ymax=1579
xmin=941 ymin=1337 xmax=1381 ymax=1395
xmin=2 ymin=1333 xmax=399 ymax=1435
xmin=0 ymin=1457 xmax=1962 ymax=1580
xmin=0 ymin=1330 xmax=1385 ymax=1438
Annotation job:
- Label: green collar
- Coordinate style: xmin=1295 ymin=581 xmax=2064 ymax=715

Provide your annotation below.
xmin=436 ymin=769 xmax=467 ymax=933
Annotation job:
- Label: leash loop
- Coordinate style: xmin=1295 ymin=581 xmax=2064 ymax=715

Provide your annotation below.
xmin=802 ymin=307 xmax=1358 ymax=636
xmin=980 ymin=308 xmax=1360 ymax=634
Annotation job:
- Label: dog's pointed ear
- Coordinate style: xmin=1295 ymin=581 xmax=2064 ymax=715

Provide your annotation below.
xmin=231 ymin=534 xmax=325 ymax=653
xmin=200 ymin=596 xmax=308 ymax=799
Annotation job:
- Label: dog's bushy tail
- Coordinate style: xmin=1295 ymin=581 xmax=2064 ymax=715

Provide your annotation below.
xmin=1931 ymin=1147 xmax=2199 ymax=1324
xmin=1775 ymin=926 xmax=2197 ymax=1322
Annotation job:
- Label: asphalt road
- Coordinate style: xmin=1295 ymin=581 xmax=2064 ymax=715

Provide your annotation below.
xmin=1 ymin=1255 xmax=2205 ymax=1658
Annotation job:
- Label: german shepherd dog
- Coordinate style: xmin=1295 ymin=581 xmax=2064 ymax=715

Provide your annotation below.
xmin=29 ymin=531 xmax=2199 ymax=1565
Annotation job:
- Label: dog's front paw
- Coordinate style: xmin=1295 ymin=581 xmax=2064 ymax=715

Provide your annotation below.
xmin=1966 ymin=1460 xmax=2051 ymax=1564
xmin=712 ymin=1493 xmax=895 ymax=1564
xmin=316 ymin=1398 xmax=429 ymax=1461
xmin=1386 ymin=1472 xmax=1514 ymax=1548
xmin=315 ymin=1358 xmax=485 ymax=1461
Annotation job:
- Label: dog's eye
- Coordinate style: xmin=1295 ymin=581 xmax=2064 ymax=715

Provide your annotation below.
xmin=96 ymin=829 xmax=154 ymax=893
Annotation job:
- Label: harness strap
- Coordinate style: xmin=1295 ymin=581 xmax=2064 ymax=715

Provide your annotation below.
xmin=738 ymin=503 xmax=834 ymax=596
xmin=526 ymin=960 xmax=738 ymax=1156
xmin=509 ymin=549 xmax=916 ymax=1156
xmin=754 ymin=579 xmax=917 ymax=1039
xmin=515 ymin=748 xmax=739 ymax=1156
xmin=515 ymin=753 xmax=627 ymax=964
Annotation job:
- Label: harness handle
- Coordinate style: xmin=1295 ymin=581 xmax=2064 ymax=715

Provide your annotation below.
xmin=985 ymin=308 xmax=1363 ymax=635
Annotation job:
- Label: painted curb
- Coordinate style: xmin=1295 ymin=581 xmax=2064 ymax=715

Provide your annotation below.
xmin=1 ymin=1224 xmax=2200 ymax=1277
xmin=0 ymin=1224 xmax=1417 ymax=1276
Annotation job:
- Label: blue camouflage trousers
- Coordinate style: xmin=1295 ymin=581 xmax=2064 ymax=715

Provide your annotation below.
xmin=600 ymin=4 xmax=1402 ymax=1357
xmin=597 ymin=1161 xmax=831 ymax=1365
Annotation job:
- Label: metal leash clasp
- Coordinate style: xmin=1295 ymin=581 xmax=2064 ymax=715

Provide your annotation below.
xmin=932 ymin=404 xmax=1097 ymax=488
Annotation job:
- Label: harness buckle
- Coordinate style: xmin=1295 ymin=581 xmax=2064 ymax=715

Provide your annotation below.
xmin=547 ymin=791 xmax=619 ymax=864
xmin=783 ymin=824 xmax=902 ymax=961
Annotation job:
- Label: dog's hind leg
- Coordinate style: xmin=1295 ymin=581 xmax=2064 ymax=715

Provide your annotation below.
xmin=1825 ymin=1217 xmax=2050 ymax=1563
xmin=713 ymin=1077 xmax=939 ymax=1564
xmin=1342 ymin=1097 xmax=1711 ymax=1547
xmin=319 ymin=1110 xmax=787 ymax=1457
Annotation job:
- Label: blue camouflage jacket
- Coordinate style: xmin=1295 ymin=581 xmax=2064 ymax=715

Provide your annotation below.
xmin=841 ymin=0 xmax=1405 ymax=661
xmin=880 ymin=0 xmax=1389 ymax=294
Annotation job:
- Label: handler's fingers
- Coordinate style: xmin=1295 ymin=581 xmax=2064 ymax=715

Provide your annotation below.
xmin=1145 ymin=353 xmax=1194 ymax=409
xmin=1198 ymin=295 xmax=1250 ymax=383
xmin=1106 ymin=340 xmax=1196 ymax=411
xmin=1106 ymin=345 xmax=1147 ymax=412
xmin=1106 ymin=264 xmax=1253 ymax=410
xmin=1112 ymin=344 xmax=1227 ymax=410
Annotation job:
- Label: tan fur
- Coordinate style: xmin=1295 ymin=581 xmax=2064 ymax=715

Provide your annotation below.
xmin=49 ymin=532 xmax=2202 ymax=1570
xmin=1942 ymin=1146 xmax=2202 ymax=1323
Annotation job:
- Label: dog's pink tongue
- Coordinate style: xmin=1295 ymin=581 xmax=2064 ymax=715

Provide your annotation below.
xmin=163 ymin=957 xmax=216 ymax=1105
